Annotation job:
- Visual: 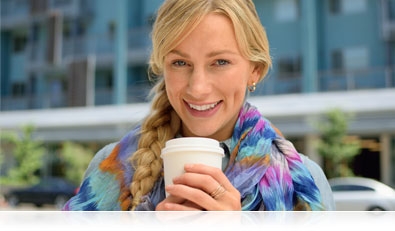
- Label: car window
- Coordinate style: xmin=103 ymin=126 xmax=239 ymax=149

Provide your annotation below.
xmin=56 ymin=181 xmax=71 ymax=189
xmin=331 ymin=184 xmax=374 ymax=192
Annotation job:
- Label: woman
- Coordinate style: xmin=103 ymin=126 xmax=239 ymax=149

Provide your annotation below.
xmin=63 ymin=0 xmax=334 ymax=211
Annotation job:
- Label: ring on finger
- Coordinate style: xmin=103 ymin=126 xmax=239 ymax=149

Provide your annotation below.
xmin=210 ymin=184 xmax=226 ymax=200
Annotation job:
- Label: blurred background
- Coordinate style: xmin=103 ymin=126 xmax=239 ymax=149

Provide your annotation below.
xmin=0 ymin=0 xmax=395 ymax=210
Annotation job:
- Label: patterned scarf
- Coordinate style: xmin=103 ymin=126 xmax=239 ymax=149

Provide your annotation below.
xmin=225 ymin=102 xmax=324 ymax=210
xmin=63 ymin=102 xmax=324 ymax=211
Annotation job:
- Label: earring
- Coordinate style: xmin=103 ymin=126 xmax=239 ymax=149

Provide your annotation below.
xmin=248 ymin=82 xmax=256 ymax=92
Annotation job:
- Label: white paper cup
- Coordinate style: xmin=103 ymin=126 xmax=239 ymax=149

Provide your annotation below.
xmin=161 ymin=137 xmax=224 ymax=196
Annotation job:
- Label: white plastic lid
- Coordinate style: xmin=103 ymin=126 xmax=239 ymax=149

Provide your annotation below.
xmin=161 ymin=137 xmax=224 ymax=157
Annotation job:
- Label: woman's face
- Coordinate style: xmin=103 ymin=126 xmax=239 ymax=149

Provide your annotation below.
xmin=163 ymin=13 xmax=260 ymax=141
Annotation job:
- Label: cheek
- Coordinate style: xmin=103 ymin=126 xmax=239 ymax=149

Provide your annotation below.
xmin=233 ymin=85 xmax=248 ymax=102
xmin=164 ymin=73 xmax=185 ymax=99
xmin=222 ymin=73 xmax=249 ymax=95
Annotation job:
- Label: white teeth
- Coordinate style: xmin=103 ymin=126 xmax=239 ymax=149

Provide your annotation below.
xmin=188 ymin=102 xmax=218 ymax=111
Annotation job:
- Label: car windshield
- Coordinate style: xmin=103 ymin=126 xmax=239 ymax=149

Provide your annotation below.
xmin=28 ymin=178 xmax=75 ymax=190
xmin=331 ymin=184 xmax=374 ymax=192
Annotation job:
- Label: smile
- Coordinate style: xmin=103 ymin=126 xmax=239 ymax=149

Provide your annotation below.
xmin=188 ymin=101 xmax=220 ymax=111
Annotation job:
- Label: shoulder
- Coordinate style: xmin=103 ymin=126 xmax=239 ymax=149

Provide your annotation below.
xmin=84 ymin=125 xmax=141 ymax=177
xmin=82 ymin=142 xmax=117 ymax=178
xmin=64 ymin=126 xmax=142 ymax=211
xmin=299 ymin=154 xmax=323 ymax=177
xmin=299 ymin=154 xmax=336 ymax=211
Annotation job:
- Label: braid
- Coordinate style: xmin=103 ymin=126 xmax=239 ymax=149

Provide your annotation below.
xmin=128 ymin=79 xmax=179 ymax=210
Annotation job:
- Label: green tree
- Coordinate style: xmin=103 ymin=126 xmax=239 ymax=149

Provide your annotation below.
xmin=59 ymin=141 xmax=94 ymax=185
xmin=315 ymin=108 xmax=361 ymax=178
xmin=0 ymin=124 xmax=45 ymax=186
xmin=0 ymin=147 xmax=4 ymax=168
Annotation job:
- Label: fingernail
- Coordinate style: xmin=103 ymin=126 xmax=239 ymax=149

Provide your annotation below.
xmin=184 ymin=164 xmax=194 ymax=169
xmin=172 ymin=176 xmax=180 ymax=182
xmin=165 ymin=185 xmax=174 ymax=191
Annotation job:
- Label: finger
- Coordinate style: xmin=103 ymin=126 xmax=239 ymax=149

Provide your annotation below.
xmin=209 ymin=183 xmax=227 ymax=200
xmin=164 ymin=184 xmax=215 ymax=210
xmin=172 ymin=164 xmax=241 ymax=210
xmin=183 ymin=164 xmax=235 ymax=192
xmin=155 ymin=192 xmax=189 ymax=211
xmin=172 ymin=172 xmax=217 ymax=194
xmin=166 ymin=182 xmax=219 ymax=209
xmin=160 ymin=202 xmax=202 ymax=211
xmin=173 ymin=172 xmax=230 ymax=203
xmin=162 ymin=191 xmax=187 ymax=204
xmin=156 ymin=193 xmax=186 ymax=211
xmin=168 ymin=179 xmax=240 ymax=210
xmin=168 ymin=180 xmax=236 ymax=211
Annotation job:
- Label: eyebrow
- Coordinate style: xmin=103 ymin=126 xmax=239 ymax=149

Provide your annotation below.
xmin=168 ymin=49 xmax=238 ymax=58
xmin=168 ymin=50 xmax=190 ymax=58
xmin=207 ymin=50 xmax=238 ymax=57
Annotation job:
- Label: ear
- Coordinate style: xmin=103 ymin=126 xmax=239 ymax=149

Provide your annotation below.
xmin=248 ymin=63 xmax=262 ymax=85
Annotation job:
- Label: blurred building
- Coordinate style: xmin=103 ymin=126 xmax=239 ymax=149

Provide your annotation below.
xmin=1 ymin=0 xmax=395 ymax=186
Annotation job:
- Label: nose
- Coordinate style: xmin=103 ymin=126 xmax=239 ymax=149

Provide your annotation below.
xmin=186 ymin=66 xmax=212 ymax=97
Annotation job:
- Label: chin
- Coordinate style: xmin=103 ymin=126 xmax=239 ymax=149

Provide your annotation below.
xmin=185 ymin=128 xmax=218 ymax=138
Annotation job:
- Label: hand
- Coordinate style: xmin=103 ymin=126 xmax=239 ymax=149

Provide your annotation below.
xmin=155 ymin=163 xmax=241 ymax=211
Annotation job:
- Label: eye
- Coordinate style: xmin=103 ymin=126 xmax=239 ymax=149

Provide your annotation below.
xmin=172 ymin=60 xmax=187 ymax=66
xmin=215 ymin=59 xmax=230 ymax=66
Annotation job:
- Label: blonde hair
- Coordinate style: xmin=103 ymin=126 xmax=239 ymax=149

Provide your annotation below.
xmin=128 ymin=0 xmax=271 ymax=210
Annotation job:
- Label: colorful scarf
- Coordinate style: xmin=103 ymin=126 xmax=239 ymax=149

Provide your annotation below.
xmin=63 ymin=102 xmax=324 ymax=211
xmin=226 ymin=102 xmax=323 ymax=210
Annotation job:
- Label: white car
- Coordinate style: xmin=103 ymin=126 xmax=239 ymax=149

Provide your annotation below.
xmin=329 ymin=177 xmax=395 ymax=211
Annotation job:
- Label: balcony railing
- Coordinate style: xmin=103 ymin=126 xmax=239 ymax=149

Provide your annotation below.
xmin=0 ymin=0 xmax=30 ymax=19
xmin=0 ymin=0 xmax=90 ymax=27
xmin=380 ymin=0 xmax=395 ymax=41
xmin=0 ymin=84 xmax=152 ymax=111
xmin=24 ymin=27 xmax=151 ymax=71
xmin=254 ymin=66 xmax=395 ymax=96
xmin=1 ymin=67 xmax=394 ymax=111
xmin=319 ymin=67 xmax=394 ymax=91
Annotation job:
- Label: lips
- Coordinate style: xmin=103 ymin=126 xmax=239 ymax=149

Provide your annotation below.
xmin=187 ymin=101 xmax=220 ymax=111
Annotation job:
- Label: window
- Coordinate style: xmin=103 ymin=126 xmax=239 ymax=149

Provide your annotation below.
xmin=331 ymin=185 xmax=374 ymax=192
xmin=329 ymin=0 xmax=341 ymax=14
xmin=388 ymin=0 xmax=395 ymax=20
xmin=344 ymin=47 xmax=368 ymax=70
xmin=331 ymin=47 xmax=368 ymax=70
xmin=277 ymin=56 xmax=302 ymax=76
xmin=12 ymin=32 xmax=27 ymax=53
xmin=31 ymin=23 xmax=40 ymax=42
xmin=49 ymin=79 xmax=65 ymax=107
xmin=63 ymin=20 xmax=72 ymax=38
xmin=342 ymin=0 xmax=366 ymax=14
xmin=12 ymin=82 xmax=26 ymax=97
xmin=76 ymin=19 xmax=87 ymax=36
xmin=96 ymin=70 xmax=113 ymax=89
xmin=331 ymin=50 xmax=343 ymax=70
xmin=392 ymin=137 xmax=395 ymax=185
xmin=329 ymin=0 xmax=366 ymax=15
xmin=275 ymin=0 xmax=299 ymax=22
xmin=52 ymin=0 xmax=72 ymax=7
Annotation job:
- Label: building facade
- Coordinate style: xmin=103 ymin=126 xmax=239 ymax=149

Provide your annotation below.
xmin=1 ymin=0 xmax=395 ymax=186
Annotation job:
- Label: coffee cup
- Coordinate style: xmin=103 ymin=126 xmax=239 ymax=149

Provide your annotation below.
xmin=161 ymin=137 xmax=224 ymax=196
